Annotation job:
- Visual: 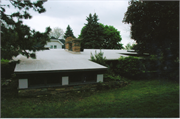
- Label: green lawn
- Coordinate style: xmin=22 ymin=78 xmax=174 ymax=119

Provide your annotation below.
xmin=1 ymin=79 xmax=179 ymax=118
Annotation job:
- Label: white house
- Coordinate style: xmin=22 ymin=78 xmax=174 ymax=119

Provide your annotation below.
xmin=45 ymin=39 xmax=64 ymax=49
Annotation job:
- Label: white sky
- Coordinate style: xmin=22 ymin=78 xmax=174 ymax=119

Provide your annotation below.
xmin=2 ymin=0 xmax=136 ymax=47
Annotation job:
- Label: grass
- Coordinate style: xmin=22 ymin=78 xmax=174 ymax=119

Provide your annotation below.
xmin=1 ymin=78 xmax=179 ymax=118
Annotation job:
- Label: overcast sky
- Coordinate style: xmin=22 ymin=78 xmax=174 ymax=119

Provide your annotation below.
xmin=3 ymin=0 xmax=136 ymax=47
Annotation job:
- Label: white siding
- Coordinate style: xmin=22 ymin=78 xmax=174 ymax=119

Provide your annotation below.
xmin=62 ymin=76 xmax=69 ymax=85
xmin=19 ymin=79 xmax=28 ymax=89
xmin=97 ymin=74 xmax=103 ymax=82
xmin=45 ymin=41 xmax=62 ymax=49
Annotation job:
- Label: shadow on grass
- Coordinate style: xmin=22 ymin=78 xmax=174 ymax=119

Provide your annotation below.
xmin=1 ymin=79 xmax=179 ymax=118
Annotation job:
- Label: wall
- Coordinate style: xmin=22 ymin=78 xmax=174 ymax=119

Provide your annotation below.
xmin=45 ymin=41 xmax=62 ymax=49
xmin=18 ymin=81 xmax=127 ymax=97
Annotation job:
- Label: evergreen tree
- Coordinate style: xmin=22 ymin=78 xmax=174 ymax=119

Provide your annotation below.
xmin=1 ymin=0 xmax=51 ymax=60
xmin=64 ymin=25 xmax=76 ymax=39
xmin=79 ymin=13 xmax=123 ymax=49
xmin=80 ymin=13 xmax=104 ymax=49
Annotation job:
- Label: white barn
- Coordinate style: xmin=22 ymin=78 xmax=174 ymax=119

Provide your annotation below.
xmin=45 ymin=39 xmax=64 ymax=49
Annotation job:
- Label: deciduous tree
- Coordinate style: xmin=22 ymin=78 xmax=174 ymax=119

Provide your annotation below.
xmin=123 ymin=1 xmax=179 ymax=59
xmin=1 ymin=0 xmax=51 ymax=60
xmin=49 ymin=27 xmax=64 ymax=39
xmin=123 ymin=1 xmax=179 ymax=80
xmin=100 ymin=24 xmax=123 ymax=49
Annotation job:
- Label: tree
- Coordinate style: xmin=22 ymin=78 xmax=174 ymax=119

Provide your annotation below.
xmin=79 ymin=13 xmax=104 ymax=49
xmin=123 ymin=1 xmax=178 ymax=58
xmin=49 ymin=27 xmax=64 ymax=39
xmin=100 ymin=24 xmax=123 ymax=49
xmin=125 ymin=42 xmax=136 ymax=50
xmin=123 ymin=1 xmax=179 ymax=80
xmin=1 ymin=0 xmax=51 ymax=60
xmin=64 ymin=25 xmax=76 ymax=39
xmin=79 ymin=13 xmax=123 ymax=49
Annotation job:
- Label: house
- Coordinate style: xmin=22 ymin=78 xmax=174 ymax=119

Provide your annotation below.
xmin=14 ymin=49 xmax=107 ymax=89
xmin=45 ymin=39 xmax=64 ymax=49
xmin=13 ymin=35 xmax=137 ymax=93
xmin=59 ymin=39 xmax=65 ymax=48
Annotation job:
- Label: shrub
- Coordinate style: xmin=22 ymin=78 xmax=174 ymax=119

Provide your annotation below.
xmin=104 ymin=73 xmax=127 ymax=82
xmin=115 ymin=56 xmax=143 ymax=79
xmin=90 ymin=50 xmax=107 ymax=66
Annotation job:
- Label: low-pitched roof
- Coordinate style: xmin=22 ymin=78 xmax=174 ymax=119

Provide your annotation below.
xmin=13 ymin=49 xmax=137 ymax=74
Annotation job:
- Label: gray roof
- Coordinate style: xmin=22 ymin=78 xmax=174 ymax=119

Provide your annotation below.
xmin=13 ymin=49 xmax=137 ymax=73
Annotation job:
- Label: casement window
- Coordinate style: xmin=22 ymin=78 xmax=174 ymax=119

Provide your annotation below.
xmin=50 ymin=45 xmax=53 ymax=49
xmin=54 ymin=45 xmax=57 ymax=49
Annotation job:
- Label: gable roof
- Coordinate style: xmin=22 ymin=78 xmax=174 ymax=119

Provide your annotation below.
xmin=59 ymin=39 xmax=65 ymax=45
xmin=50 ymin=39 xmax=64 ymax=45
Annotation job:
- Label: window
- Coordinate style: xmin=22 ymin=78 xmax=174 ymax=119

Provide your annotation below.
xmin=29 ymin=74 xmax=46 ymax=87
xmin=54 ymin=45 xmax=57 ymax=49
xmin=50 ymin=45 xmax=53 ymax=49
xmin=69 ymin=72 xmax=96 ymax=84
xmin=46 ymin=74 xmax=61 ymax=85
xmin=69 ymin=73 xmax=82 ymax=84
xmin=28 ymin=73 xmax=62 ymax=88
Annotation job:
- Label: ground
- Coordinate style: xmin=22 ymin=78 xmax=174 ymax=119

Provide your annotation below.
xmin=1 ymin=78 xmax=179 ymax=118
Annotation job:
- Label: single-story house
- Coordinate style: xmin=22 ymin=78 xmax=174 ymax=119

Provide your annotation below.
xmin=45 ymin=39 xmax=64 ymax=49
xmin=13 ymin=37 xmax=137 ymax=90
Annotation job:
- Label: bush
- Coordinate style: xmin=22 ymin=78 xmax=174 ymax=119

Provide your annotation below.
xmin=104 ymin=73 xmax=127 ymax=82
xmin=90 ymin=50 xmax=107 ymax=66
xmin=115 ymin=56 xmax=143 ymax=79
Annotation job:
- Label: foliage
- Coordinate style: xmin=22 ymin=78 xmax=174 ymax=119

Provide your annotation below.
xmin=100 ymin=23 xmax=123 ymax=49
xmin=1 ymin=79 xmax=179 ymax=117
xmin=1 ymin=59 xmax=10 ymax=63
xmin=90 ymin=50 xmax=107 ymax=66
xmin=123 ymin=1 xmax=179 ymax=80
xmin=49 ymin=27 xmax=64 ymax=39
xmin=79 ymin=13 xmax=104 ymax=49
xmin=79 ymin=13 xmax=123 ymax=49
xmin=1 ymin=0 xmax=51 ymax=60
xmin=64 ymin=25 xmax=76 ymax=39
xmin=125 ymin=42 xmax=136 ymax=50
xmin=123 ymin=1 xmax=178 ymax=57
xmin=1 ymin=59 xmax=16 ymax=79
xmin=115 ymin=56 xmax=143 ymax=79
xmin=104 ymin=73 xmax=128 ymax=82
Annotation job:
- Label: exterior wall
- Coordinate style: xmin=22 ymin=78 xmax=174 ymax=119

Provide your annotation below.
xmin=97 ymin=74 xmax=103 ymax=82
xmin=72 ymin=41 xmax=81 ymax=52
xmin=45 ymin=41 xmax=62 ymax=49
xmin=65 ymin=37 xmax=81 ymax=52
xmin=18 ymin=81 xmax=128 ymax=97
xmin=19 ymin=79 xmax=28 ymax=89
xmin=65 ymin=43 xmax=69 ymax=50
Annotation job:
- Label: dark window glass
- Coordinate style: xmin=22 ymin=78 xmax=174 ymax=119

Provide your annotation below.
xmin=47 ymin=74 xmax=61 ymax=85
xmin=86 ymin=73 xmax=96 ymax=82
xmin=69 ymin=72 xmax=96 ymax=84
xmin=69 ymin=73 xmax=82 ymax=84
xmin=29 ymin=74 xmax=46 ymax=86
